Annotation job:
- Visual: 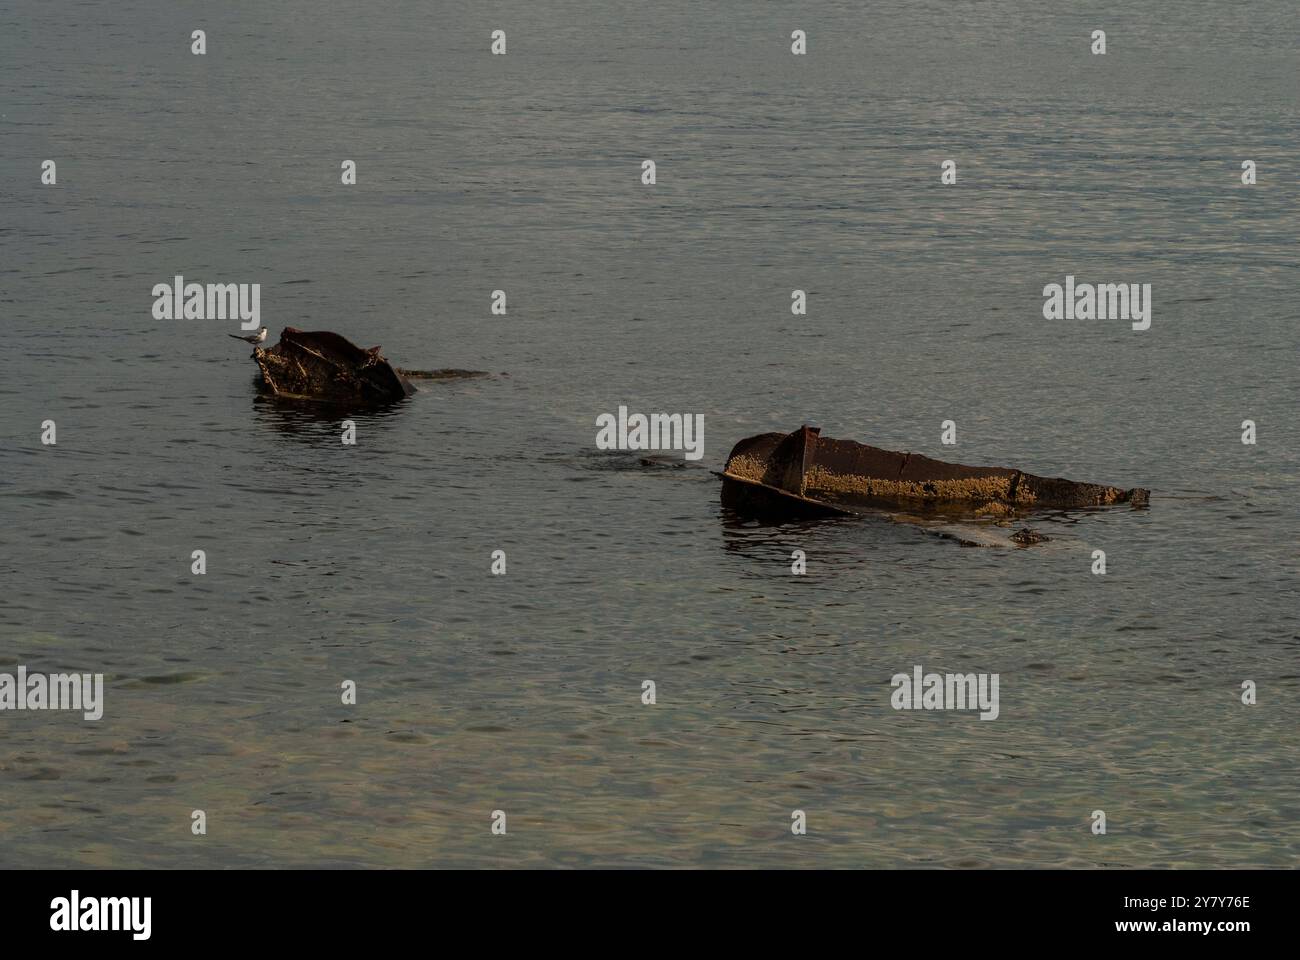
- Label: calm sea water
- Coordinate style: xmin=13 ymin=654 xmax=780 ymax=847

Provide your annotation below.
xmin=1 ymin=1 xmax=1297 ymax=867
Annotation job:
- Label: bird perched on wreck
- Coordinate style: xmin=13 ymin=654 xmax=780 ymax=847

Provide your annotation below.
xmin=229 ymin=327 xmax=268 ymax=346
xmin=248 ymin=327 xmax=417 ymax=402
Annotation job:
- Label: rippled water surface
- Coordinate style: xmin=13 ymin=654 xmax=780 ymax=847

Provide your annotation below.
xmin=1 ymin=1 xmax=1297 ymax=867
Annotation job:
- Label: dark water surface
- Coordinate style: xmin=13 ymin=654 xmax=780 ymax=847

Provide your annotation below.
xmin=1 ymin=2 xmax=1297 ymax=867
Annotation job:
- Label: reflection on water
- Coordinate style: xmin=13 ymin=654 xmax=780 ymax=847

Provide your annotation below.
xmin=1 ymin=0 xmax=1298 ymax=868
xmin=251 ymin=392 xmax=414 ymax=444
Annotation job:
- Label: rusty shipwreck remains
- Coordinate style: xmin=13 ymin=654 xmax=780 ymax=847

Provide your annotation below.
xmin=720 ymin=425 xmax=1149 ymax=519
xmin=250 ymin=328 xmax=415 ymax=402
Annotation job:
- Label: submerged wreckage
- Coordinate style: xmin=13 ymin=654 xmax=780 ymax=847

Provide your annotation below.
xmin=247 ymin=327 xmax=415 ymax=402
xmin=242 ymin=327 xmax=492 ymax=400
xmin=720 ymin=425 xmax=1149 ymax=521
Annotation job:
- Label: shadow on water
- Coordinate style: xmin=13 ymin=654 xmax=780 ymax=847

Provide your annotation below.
xmin=719 ymin=496 xmax=1141 ymax=556
xmin=250 ymin=389 xmax=412 ymax=445
xmin=720 ymin=508 xmax=858 ymax=546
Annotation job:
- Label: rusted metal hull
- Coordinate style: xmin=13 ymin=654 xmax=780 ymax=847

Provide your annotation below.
xmin=252 ymin=328 xmax=414 ymax=403
xmin=720 ymin=425 xmax=1149 ymax=518
xmin=720 ymin=473 xmax=851 ymax=519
